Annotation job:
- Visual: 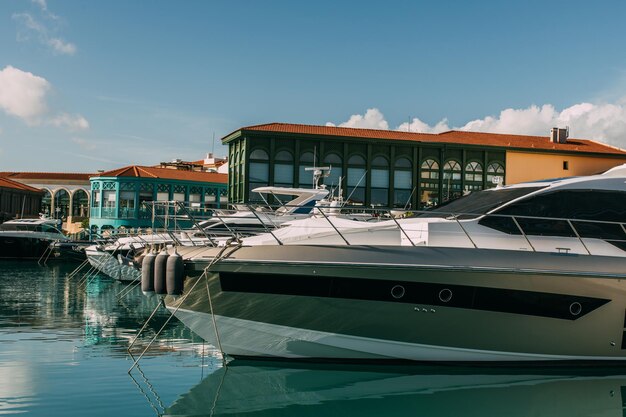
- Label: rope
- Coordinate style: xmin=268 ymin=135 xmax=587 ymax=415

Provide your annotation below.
xmin=127 ymin=241 xmax=241 ymax=373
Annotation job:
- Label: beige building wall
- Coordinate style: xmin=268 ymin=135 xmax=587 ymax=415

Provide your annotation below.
xmin=505 ymin=151 xmax=626 ymax=184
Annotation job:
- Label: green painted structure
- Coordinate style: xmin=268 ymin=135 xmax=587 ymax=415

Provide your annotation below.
xmin=223 ymin=123 xmax=507 ymax=209
xmin=89 ymin=165 xmax=228 ymax=231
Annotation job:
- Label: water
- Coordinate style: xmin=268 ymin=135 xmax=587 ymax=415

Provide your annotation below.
xmin=2 ymin=261 xmax=626 ymax=416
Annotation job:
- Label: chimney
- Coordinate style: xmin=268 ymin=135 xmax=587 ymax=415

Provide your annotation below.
xmin=550 ymin=127 xmax=569 ymax=144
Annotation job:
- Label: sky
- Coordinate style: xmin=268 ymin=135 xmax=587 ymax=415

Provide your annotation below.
xmin=2 ymin=0 xmax=626 ymax=172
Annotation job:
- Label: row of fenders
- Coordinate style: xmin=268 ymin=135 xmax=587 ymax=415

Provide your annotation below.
xmin=141 ymin=249 xmax=185 ymax=296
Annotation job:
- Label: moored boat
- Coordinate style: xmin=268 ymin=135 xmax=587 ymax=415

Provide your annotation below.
xmin=164 ymin=165 xmax=626 ymax=363
xmin=0 ymin=217 xmax=72 ymax=260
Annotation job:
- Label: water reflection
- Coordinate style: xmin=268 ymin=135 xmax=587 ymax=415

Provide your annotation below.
xmin=0 ymin=261 xmax=214 ymax=417
xmin=4 ymin=261 xmax=626 ymax=417
xmin=164 ymin=363 xmax=626 ymax=417
xmin=0 ymin=261 xmax=202 ymax=354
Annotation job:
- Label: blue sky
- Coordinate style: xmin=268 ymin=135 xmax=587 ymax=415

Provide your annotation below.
xmin=2 ymin=0 xmax=626 ymax=171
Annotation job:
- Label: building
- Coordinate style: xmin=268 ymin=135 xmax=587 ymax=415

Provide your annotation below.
xmin=223 ymin=123 xmax=626 ymax=209
xmin=0 ymin=172 xmax=92 ymax=231
xmin=0 ymin=177 xmax=43 ymax=222
xmin=89 ymin=165 xmax=228 ymax=232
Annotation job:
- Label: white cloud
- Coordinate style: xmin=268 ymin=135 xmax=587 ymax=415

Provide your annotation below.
xmin=0 ymin=65 xmax=89 ymax=132
xmin=326 ymin=108 xmax=389 ymax=130
xmin=0 ymin=65 xmax=50 ymax=122
xmin=47 ymin=37 xmax=76 ymax=55
xmin=397 ymin=117 xmax=451 ymax=134
xmin=12 ymin=3 xmax=75 ymax=56
xmin=49 ymin=113 xmax=89 ymax=131
xmin=71 ymin=137 xmax=96 ymax=150
xmin=328 ymin=101 xmax=626 ymax=148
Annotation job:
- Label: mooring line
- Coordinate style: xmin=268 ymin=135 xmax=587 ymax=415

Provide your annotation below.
xmin=127 ymin=243 xmax=241 ymax=373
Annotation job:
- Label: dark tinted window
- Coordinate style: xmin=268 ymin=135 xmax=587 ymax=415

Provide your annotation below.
xmin=423 ymin=186 xmax=545 ymax=219
xmin=479 ymin=190 xmax=626 ymax=240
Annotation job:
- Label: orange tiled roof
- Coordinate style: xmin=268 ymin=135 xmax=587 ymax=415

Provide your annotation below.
xmin=232 ymin=123 xmax=626 ymax=156
xmin=0 ymin=172 xmax=94 ymax=181
xmin=92 ymin=165 xmax=228 ymax=184
xmin=0 ymin=177 xmax=43 ymax=193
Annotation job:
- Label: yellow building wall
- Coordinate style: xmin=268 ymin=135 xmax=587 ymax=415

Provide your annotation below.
xmin=505 ymin=151 xmax=626 ymax=184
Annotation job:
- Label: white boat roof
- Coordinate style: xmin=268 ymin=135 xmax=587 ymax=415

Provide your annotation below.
xmin=252 ymin=186 xmax=329 ymax=198
xmin=2 ymin=218 xmax=61 ymax=225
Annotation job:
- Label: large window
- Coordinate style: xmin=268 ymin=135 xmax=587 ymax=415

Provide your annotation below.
xmin=102 ymin=190 xmax=116 ymax=218
xmin=119 ymin=191 xmax=136 ymax=218
xmin=157 ymin=184 xmax=170 ymax=201
xmin=465 ymin=161 xmax=483 ymax=192
xmin=249 ymin=148 xmax=270 ymax=200
xmin=298 ymin=151 xmax=315 ymax=187
xmin=420 ymin=158 xmax=439 ymax=208
xmin=323 ymin=153 xmax=343 ymax=190
xmin=72 ymin=190 xmax=89 ymax=217
xmin=173 ymin=185 xmax=186 ymax=202
xmin=138 ymin=183 xmax=154 ymax=218
xmin=371 ymin=156 xmax=389 ymax=207
xmin=274 ymin=150 xmax=294 ymax=188
xmin=54 ymin=189 xmax=70 ymax=219
xmin=442 ymin=160 xmax=462 ymax=203
xmin=41 ymin=189 xmax=52 ymax=216
xmin=394 ymin=157 xmax=413 ymax=208
xmin=346 ymin=154 xmax=366 ymax=205
xmin=487 ymin=162 xmax=505 ymax=186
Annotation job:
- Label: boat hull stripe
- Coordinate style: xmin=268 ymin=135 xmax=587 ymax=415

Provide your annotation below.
xmin=219 ymin=272 xmax=610 ymax=321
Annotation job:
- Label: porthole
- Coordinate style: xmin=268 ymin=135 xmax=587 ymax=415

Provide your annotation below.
xmin=439 ymin=288 xmax=453 ymax=303
xmin=570 ymin=302 xmax=582 ymax=316
xmin=391 ymin=285 xmax=405 ymax=299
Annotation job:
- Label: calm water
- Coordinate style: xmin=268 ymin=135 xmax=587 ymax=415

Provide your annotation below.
xmin=2 ymin=261 xmax=626 ymax=416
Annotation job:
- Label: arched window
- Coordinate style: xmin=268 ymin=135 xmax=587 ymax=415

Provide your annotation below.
xmin=41 ymin=189 xmax=52 ymax=217
xmin=323 ymin=153 xmax=343 ymax=189
xmin=249 ymin=148 xmax=270 ymax=201
xmin=420 ymin=159 xmax=439 ymax=208
xmin=443 ymin=160 xmax=462 ymax=202
xmin=298 ymin=151 xmax=316 ymax=187
xmin=346 ymin=154 xmax=366 ymax=205
xmin=371 ymin=156 xmax=389 ymax=207
xmin=72 ymin=189 xmax=89 ymax=218
xmin=486 ymin=162 xmax=505 ymax=186
xmin=464 ymin=161 xmax=483 ymax=192
xmin=249 ymin=149 xmax=268 ymax=160
xmin=54 ymin=189 xmax=70 ymax=220
xmin=394 ymin=157 xmax=413 ymax=208
xmin=274 ymin=150 xmax=294 ymax=188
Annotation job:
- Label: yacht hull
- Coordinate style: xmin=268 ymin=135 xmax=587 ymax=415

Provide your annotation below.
xmin=167 ymin=245 xmax=626 ymax=362
xmin=0 ymin=236 xmax=53 ymax=259
xmin=85 ymin=247 xmax=140 ymax=282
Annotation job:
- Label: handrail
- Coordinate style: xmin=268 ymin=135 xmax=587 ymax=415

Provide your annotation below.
xmin=452 ymin=214 xmax=478 ymax=249
xmin=566 ymin=219 xmax=591 ymax=255
xmin=511 ymin=216 xmax=536 ymax=252
xmin=246 ymin=204 xmax=283 ymax=245
xmin=173 ymin=201 xmax=216 ymax=247
xmin=315 ymin=206 xmax=351 ymax=246
xmin=137 ymin=200 xmax=626 ymax=256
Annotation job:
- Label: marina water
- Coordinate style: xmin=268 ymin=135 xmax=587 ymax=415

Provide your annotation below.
xmin=2 ymin=261 xmax=626 ymax=416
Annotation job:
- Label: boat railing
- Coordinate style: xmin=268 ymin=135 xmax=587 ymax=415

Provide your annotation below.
xmin=140 ymin=201 xmax=626 ymax=255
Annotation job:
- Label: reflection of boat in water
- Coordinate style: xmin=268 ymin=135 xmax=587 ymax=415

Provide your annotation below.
xmin=163 ymin=363 xmax=626 ymax=417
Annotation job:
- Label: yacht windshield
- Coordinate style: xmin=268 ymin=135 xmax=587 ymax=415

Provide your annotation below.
xmin=423 ymin=186 xmax=546 ymax=218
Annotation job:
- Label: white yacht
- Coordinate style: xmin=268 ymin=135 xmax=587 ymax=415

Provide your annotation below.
xmin=0 ymin=217 xmax=69 ymax=260
xmin=85 ymin=184 xmax=332 ymax=282
xmin=166 ymin=165 xmax=626 ymax=363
